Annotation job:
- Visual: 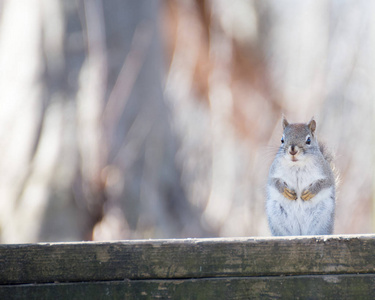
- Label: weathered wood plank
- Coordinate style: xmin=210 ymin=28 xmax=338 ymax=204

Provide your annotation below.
xmin=1 ymin=235 xmax=375 ymax=284
xmin=1 ymin=274 xmax=375 ymax=300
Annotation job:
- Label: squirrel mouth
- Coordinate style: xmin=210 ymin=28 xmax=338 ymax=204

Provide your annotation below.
xmin=290 ymin=155 xmax=298 ymax=162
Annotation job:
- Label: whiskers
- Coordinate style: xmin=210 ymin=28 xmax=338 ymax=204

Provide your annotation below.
xmin=261 ymin=145 xmax=282 ymax=165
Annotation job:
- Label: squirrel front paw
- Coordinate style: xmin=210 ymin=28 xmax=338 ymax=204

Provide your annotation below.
xmin=282 ymin=187 xmax=297 ymax=200
xmin=301 ymin=189 xmax=315 ymax=201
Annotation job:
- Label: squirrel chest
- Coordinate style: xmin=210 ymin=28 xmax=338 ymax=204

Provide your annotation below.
xmin=273 ymin=157 xmax=324 ymax=197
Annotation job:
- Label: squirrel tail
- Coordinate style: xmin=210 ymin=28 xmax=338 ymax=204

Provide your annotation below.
xmin=318 ymin=142 xmax=333 ymax=164
xmin=319 ymin=141 xmax=340 ymax=187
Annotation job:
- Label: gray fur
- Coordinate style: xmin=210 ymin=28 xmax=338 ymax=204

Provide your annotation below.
xmin=266 ymin=118 xmax=336 ymax=236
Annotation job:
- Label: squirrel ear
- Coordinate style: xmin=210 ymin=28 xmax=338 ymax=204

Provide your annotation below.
xmin=308 ymin=118 xmax=316 ymax=134
xmin=282 ymin=116 xmax=289 ymax=129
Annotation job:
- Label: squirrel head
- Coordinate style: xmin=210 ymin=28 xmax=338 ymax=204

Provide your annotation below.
xmin=280 ymin=117 xmax=317 ymax=162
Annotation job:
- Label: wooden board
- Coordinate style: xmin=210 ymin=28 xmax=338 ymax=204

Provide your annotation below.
xmin=1 ymin=274 xmax=375 ymax=299
xmin=1 ymin=235 xmax=375 ymax=285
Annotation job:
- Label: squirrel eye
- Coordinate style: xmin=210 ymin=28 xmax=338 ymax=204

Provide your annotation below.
xmin=281 ymin=136 xmax=284 ymax=144
xmin=306 ymin=136 xmax=311 ymax=145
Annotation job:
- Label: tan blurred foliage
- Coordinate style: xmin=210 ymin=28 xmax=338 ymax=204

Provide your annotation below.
xmin=0 ymin=0 xmax=373 ymax=243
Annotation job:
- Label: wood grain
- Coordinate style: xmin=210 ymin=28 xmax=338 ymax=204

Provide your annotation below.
xmin=1 ymin=274 xmax=375 ymax=299
xmin=1 ymin=235 xmax=375 ymax=284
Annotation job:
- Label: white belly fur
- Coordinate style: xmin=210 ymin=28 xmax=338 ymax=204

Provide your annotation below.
xmin=266 ymin=158 xmax=335 ymax=236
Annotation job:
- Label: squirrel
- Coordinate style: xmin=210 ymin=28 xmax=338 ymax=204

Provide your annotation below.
xmin=266 ymin=117 xmax=336 ymax=236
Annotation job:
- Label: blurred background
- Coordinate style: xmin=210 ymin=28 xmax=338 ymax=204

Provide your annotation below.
xmin=0 ymin=0 xmax=374 ymax=243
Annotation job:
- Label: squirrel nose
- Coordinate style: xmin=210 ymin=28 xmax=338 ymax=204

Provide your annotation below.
xmin=289 ymin=145 xmax=298 ymax=156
